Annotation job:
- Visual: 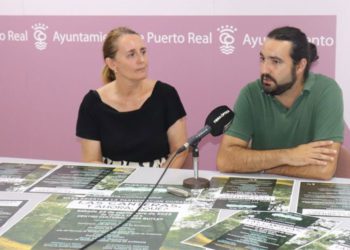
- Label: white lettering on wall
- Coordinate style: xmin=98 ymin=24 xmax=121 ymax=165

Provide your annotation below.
xmin=308 ymin=36 xmax=334 ymax=46
xmin=188 ymin=32 xmax=212 ymax=44
xmin=147 ymin=32 xmax=185 ymax=44
xmin=0 ymin=32 xmax=6 ymax=40
xmin=7 ymin=30 xmax=28 ymax=41
xmin=242 ymin=34 xmax=265 ymax=48
xmin=242 ymin=34 xmax=335 ymax=48
xmin=52 ymin=31 xmax=106 ymax=45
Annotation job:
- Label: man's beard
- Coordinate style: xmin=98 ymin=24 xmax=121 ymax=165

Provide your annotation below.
xmin=261 ymin=67 xmax=297 ymax=96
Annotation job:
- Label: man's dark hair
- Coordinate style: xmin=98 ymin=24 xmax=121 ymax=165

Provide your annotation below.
xmin=267 ymin=26 xmax=319 ymax=79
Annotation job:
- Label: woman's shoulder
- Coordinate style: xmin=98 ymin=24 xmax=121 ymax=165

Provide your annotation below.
xmin=81 ymin=90 xmax=100 ymax=105
xmin=154 ymin=80 xmax=178 ymax=94
xmin=83 ymin=89 xmax=99 ymax=99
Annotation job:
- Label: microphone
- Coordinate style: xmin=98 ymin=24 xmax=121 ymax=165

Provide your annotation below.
xmin=177 ymin=105 xmax=234 ymax=154
xmin=181 ymin=105 xmax=234 ymax=189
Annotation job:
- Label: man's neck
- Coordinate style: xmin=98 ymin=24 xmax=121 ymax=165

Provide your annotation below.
xmin=275 ymin=79 xmax=304 ymax=109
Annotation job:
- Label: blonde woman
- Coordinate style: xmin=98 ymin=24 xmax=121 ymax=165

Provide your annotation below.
xmin=76 ymin=27 xmax=188 ymax=168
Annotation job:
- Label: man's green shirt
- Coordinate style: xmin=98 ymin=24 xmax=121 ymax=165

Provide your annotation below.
xmin=226 ymin=73 xmax=344 ymax=150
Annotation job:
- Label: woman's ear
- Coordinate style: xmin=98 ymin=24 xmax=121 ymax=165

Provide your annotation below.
xmin=105 ymin=57 xmax=116 ymax=72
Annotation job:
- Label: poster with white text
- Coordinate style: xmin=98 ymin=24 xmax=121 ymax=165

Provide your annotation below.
xmin=183 ymin=211 xmax=339 ymax=250
xmin=198 ymin=177 xmax=293 ymax=212
xmin=0 ymin=163 xmax=57 ymax=192
xmin=29 ymin=165 xmax=135 ymax=195
xmin=297 ymin=182 xmax=350 ymax=217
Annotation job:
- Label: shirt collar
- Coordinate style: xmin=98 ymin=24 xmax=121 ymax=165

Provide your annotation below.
xmin=302 ymin=72 xmax=315 ymax=93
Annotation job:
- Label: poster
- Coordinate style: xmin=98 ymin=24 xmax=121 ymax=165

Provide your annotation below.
xmin=0 ymin=200 xmax=27 ymax=228
xmin=297 ymin=182 xmax=350 ymax=217
xmin=0 ymin=163 xmax=56 ymax=192
xmin=113 ymin=183 xmax=221 ymax=250
xmin=0 ymin=182 xmax=222 ymax=250
xmin=29 ymin=165 xmax=135 ymax=195
xmin=198 ymin=177 xmax=293 ymax=212
xmin=300 ymin=229 xmax=350 ymax=249
xmin=184 ymin=211 xmax=339 ymax=250
xmin=160 ymin=207 xmax=219 ymax=250
xmin=111 ymin=183 xmax=191 ymax=203
xmin=0 ymin=194 xmax=180 ymax=249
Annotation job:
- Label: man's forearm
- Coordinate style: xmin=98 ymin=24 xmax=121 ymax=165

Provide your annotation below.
xmin=265 ymin=163 xmax=336 ymax=180
xmin=217 ymin=140 xmax=338 ymax=175
xmin=264 ymin=142 xmax=340 ymax=180
xmin=217 ymin=146 xmax=288 ymax=173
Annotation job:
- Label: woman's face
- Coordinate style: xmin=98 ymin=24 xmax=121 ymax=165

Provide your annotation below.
xmin=112 ymin=34 xmax=148 ymax=82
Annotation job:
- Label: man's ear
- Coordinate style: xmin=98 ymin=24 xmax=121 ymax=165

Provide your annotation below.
xmin=296 ymin=58 xmax=307 ymax=74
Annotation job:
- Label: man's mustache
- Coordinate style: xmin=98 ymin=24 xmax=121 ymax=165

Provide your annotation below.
xmin=261 ymin=74 xmax=276 ymax=83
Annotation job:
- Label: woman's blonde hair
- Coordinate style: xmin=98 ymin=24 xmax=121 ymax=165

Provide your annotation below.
xmin=102 ymin=27 xmax=139 ymax=84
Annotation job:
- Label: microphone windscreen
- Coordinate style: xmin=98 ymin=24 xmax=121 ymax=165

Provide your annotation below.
xmin=205 ymin=105 xmax=234 ymax=136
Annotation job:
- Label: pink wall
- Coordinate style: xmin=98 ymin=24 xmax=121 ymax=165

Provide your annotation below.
xmin=1 ymin=16 xmax=345 ymax=170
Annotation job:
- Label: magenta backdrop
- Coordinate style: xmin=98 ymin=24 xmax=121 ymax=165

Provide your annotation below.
xmin=1 ymin=16 xmax=345 ymax=170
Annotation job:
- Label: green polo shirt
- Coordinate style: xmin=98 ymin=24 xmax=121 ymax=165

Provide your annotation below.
xmin=226 ymin=73 xmax=344 ymax=150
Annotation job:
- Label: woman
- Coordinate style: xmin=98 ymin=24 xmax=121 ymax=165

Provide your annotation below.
xmin=76 ymin=27 xmax=188 ymax=168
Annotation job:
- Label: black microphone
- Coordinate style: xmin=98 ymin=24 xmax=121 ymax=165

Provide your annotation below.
xmin=177 ymin=105 xmax=234 ymax=153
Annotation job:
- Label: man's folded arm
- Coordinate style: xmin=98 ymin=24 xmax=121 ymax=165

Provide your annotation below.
xmin=217 ymin=135 xmax=339 ymax=180
xmin=265 ymin=142 xmax=340 ymax=180
xmin=217 ymin=135 xmax=285 ymax=173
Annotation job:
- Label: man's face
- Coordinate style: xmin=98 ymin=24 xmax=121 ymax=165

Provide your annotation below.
xmin=259 ymin=38 xmax=297 ymax=96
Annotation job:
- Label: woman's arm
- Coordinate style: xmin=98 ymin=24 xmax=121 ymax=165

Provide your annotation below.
xmin=165 ymin=117 xmax=188 ymax=168
xmin=80 ymin=138 xmax=103 ymax=163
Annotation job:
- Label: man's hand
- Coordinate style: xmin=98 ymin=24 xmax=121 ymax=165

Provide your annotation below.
xmin=285 ymin=140 xmax=337 ymax=167
xmin=266 ymin=141 xmax=341 ymax=180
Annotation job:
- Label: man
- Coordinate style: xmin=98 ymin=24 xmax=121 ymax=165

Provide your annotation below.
xmin=217 ymin=26 xmax=344 ymax=180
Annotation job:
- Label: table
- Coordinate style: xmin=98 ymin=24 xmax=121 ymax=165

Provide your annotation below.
xmin=1 ymin=157 xmax=350 ymax=249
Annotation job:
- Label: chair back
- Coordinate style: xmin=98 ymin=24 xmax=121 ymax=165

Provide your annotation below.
xmin=335 ymin=145 xmax=350 ymax=178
